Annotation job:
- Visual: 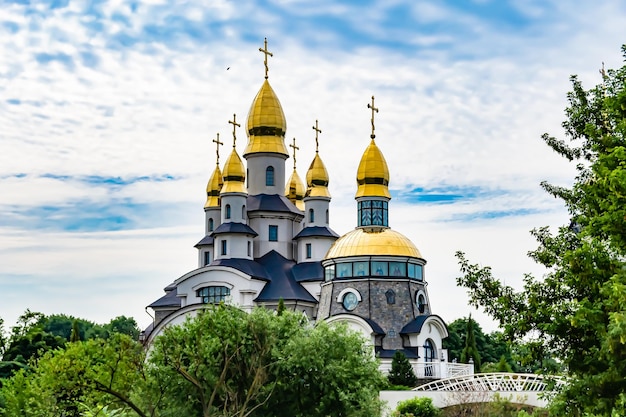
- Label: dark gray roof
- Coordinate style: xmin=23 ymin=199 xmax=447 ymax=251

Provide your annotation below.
xmin=291 ymin=261 xmax=324 ymax=282
xmin=211 ymin=222 xmax=258 ymax=237
xmin=400 ymin=314 xmax=448 ymax=335
xmin=148 ymin=288 xmax=181 ymax=308
xmin=210 ymin=258 xmax=271 ymax=281
xmin=363 ymin=317 xmax=385 ymax=335
xmin=254 ymin=251 xmax=317 ymax=303
xmin=194 ymin=235 xmax=214 ymax=247
xmin=247 ymin=194 xmax=303 ymax=215
xmin=293 ymin=226 xmax=339 ymax=239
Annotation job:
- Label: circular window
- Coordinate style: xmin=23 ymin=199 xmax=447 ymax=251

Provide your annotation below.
xmin=342 ymin=292 xmax=359 ymax=311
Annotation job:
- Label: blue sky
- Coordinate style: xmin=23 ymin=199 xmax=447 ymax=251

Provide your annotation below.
xmin=1 ymin=0 xmax=625 ymax=332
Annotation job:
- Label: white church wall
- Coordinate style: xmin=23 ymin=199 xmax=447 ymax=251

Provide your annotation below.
xmin=245 ymin=155 xmax=287 ymax=195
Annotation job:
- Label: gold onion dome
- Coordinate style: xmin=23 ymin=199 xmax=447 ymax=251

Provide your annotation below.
xmin=324 ymin=228 xmax=421 ymax=259
xmin=355 ymin=138 xmax=390 ymax=199
xmin=221 ymin=149 xmax=246 ymax=194
xmin=204 ymin=165 xmax=223 ymax=208
xmin=305 ymin=153 xmax=331 ymax=198
xmin=285 ymin=170 xmax=305 ymax=210
xmin=243 ymin=80 xmax=289 ymax=157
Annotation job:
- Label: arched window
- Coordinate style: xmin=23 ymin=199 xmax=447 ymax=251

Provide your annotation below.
xmin=326 ymin=209 xmax=329 ymax=224
xmin=242 ymin=205 xmax=246 ymax=220
xmin=208 ymin=218 xmax=214 ymax=232
xmin=385 ymin=289 xmax=395 ymax=304
xmin=424 ymin=339 xmax=436 ymax=374
xmin=247 ymin=241 xmax=251 ymax=257
xmin=221 ymin=240 xmax=227 ymax=255
xmin=417 ymin=293 xmax=426 ymax=314
xmin=266 ymin=166 xmax=275 ymax=186
xmin=197 ymin=286 xmax=230 ymax=304
xmin=225 ymin=204 xmax=231 ymax=219
xmin=306 ymin=243 xmax=312 ymax=259
xmin=309 ymin=209 xmax=314 ymax=223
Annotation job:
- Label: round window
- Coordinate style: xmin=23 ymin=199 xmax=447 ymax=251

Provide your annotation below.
xmin=342 ymin=292 xmax=359 ymax=311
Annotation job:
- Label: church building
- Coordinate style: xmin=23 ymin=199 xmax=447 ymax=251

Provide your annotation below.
xmin=144 ymin=39 xmax=451 ymax=376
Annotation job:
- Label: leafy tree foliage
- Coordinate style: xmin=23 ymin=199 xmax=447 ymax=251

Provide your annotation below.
xmin=0 ymin=310 xmax=141 ymax=381
xmin=444 ymin=317 xmax=518 ymax=372
xmin=387 ymin=351 xmax=418 ymax=387
xmin=0 ymin=306 xmax=384 ymax=417
xmin=456 ymin=46 xmax=626 ymax=415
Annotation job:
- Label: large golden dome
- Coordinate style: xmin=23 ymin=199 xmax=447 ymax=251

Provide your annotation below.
xmin=243 ymin=80 xmax=289 ymax=157
xmin=204 ymin=165 xmax=223 ymax=208
xmin=221 ymin=149 xmax=246 ymax=194
xmin=285 ymin=169 xmax=305 ymax=210
xmin=355 ymin=139 xmax=390 ymax=199
xmin=305 ymin=153 xmax=331 ymax=198
xmin=324 ymin=228 xmax=421 ymax=259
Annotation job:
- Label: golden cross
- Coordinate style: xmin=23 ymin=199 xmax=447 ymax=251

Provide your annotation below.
xmin=289 ymin=137 xmax=299 ymax=170
xmin=312 ymin=119 xmax=322 ymax=152
xmin=212 ymin=133 xmax=223 ymax=164
xmin=258 ymin=37 xmax=273 ymax=80
xmin=228 ymin=114 xmax=240 ymax=147
xmin=367 ymin=95 xmax=379 ymax=139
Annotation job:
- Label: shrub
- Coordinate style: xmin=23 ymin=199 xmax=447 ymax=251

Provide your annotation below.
xmin=393 ymin=396 xmax=440 ymax=417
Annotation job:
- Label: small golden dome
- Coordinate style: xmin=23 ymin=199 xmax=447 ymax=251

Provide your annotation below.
xmin=324 ymin=228 xmax=421 ymax=259
xmin=221 ymin=149 xmax=246 ymax=194
xmin=355 ymin=139 xmax=390 ymax=199
xmin=285 ymin=169 xmax=305 ymax=210
xmin=305 ymin=153 xmax=331 ymax=198
xmin=243 ymin=80 xmax=289 ymax=157
xmin=204 ymin=165 xmax=223 ymax=208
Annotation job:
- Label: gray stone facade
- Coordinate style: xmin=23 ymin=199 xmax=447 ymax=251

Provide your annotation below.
xmin=319 ymin=278 xmax=430 ymax=350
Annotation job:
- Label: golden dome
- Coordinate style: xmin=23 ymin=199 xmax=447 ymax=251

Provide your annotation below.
xmin=305 ymin=153 xmax=331 ymax=198
xmin=221 ymin=149 xmax=246 ymax=194
xmin=355 ymin=139 xmax=390 ymax=199
xmin=285 ymin=169 xmax=305 ymax=210
xmin=243 ymin=80 xmax=289 ymax=157
xmin=204 ymin=165 xmax=223 ymax=208
xmin=324 ymin=228 xmax=421 ymax=259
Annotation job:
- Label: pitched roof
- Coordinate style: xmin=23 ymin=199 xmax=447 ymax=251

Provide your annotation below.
xmin=194 ymin=235 xmax=214 ymax=247
xmin=247 ymin=194 xmax=303 ymax=215
xmin=291 ymin=261 xmax=324 ymax=282
xmin=293 ymin=226 xmax=339 ymax=239
xmin=254 ymin=250 xmax=317 ymax=302
xmin=210 ymin=222 xmax=258 ymax=237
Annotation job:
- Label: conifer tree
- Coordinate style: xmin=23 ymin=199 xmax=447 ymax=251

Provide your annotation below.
xmin=460 ymin=315 xmax=481 ymax=373
xmin=388 ymin=350 xmax=418 ymax=387
xmin=70 ymin=320 xmax=80 ymax=343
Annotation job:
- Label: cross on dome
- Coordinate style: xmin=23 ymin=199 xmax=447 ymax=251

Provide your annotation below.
xmin=367 ymin=96 xmax=379 ymax=139
xmin=258 ymin=37 xmax=273 ymax=80
xmin=312 ymin=119 xmax=322 ymax=152
xmin=212 ymin=133 xmax=223 ymax=165
xmin=228 ymin=114 xmax=240 ymax=147
xmin=289 ymin=137 xmax=299 ymax=170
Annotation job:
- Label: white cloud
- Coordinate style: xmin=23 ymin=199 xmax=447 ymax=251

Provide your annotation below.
xmin=0 ymin=0 xmax=623 ymax=332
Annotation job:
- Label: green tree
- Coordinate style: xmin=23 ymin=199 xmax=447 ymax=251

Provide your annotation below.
xmin=460 ymin=316 xmax=481 ymax=373
xmin=0 ymin=334 xmax=150 ymax=417
xmin=387 ymin=351 xmax=418 ymax=388
xmin=456 ymin=46 xmax=626 ymax=415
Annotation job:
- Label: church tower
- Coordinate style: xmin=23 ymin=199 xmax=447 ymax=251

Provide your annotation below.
xmin=213 ymin=116 xmax=257 ymax=260
xmin=318 ymin=97 xmax=448 ymax=367
xmin=243 ymin=38 xmax=304 ymax=260
xmin=195 ymin=134 xmax=224 ymax=267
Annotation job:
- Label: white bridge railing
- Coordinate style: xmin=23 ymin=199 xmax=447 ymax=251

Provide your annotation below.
xmin=411 ymin=362 xmax=474 ymax=379
xmin=414 ymin=372 xmax=565 ymax=392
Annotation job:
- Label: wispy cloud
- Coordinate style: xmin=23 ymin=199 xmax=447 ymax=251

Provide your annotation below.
xmin=0 ymin=0 xmax=623 ymax=330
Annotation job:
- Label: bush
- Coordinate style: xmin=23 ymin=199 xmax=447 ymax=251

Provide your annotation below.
xmin=393 ymin=397 xmax=440 ymax=417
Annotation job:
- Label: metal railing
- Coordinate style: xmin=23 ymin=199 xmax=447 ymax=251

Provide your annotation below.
xmin=414 ymin=372 xmax=565 ymax=392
